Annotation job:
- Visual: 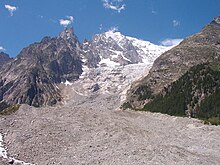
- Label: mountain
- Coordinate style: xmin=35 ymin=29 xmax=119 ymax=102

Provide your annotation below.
xmin=0 ymin=52 xmax=12 ymax=69
xmin=82 ymin=29 xmax=170 ymax=68
xmin=0 ymin=28 xmax=82 ymax=110
xmin=0 ymin=28 xmax=172 ymax=112
xmin=126 ymin=16 xmax=220 ymax=108
xmin=77 ymin=29 xmax=171 ymax=101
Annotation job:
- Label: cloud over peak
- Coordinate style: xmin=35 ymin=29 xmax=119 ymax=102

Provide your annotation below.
xmin=5 ymin=4 xmax=17 ymax=16
xmin=59 ymin=16 xmax=74 ymax=27
xmin=160 ymin=38 xmax=183 ymax=47
xmin=173 ymin=20 xmax=180 ymax=27
xmin=0 ymin=46 xmax=6 ymax=51
xmin=102 ymin=0 xmax=126 ymax=13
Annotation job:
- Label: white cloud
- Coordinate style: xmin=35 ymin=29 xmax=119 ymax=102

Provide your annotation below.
xmin=160 ymin=38 xmax=183 ymax=47
xmin=60 ymin=19 xmax=72 ymax=27
xmin=108 ymin=26 xmax=118 ymax=32
xmin=151 ymin=10 xmax=157 ymax=15
xmin=67 ymin=16 xmax=74 ymax=22
xmin=102 ymin=0 xmax=126 ymax=13
xmin=173 ymin=20 xmax=180 ymax=27
xmin=59 ymin=16 xmax=74 ymax=27
xmin=38 ymin=15 xmax=44 ymax=19
xmin=5 ymin=4 xmax=17 ymax=16
xmin=99 ymin=24 xmax=103 ymax=31
xmin=0 ymin=46 xmax=6 ymax=51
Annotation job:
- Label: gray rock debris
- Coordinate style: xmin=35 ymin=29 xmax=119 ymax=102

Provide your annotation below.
xmin=0 ymin=85 xmax=220 ymax=165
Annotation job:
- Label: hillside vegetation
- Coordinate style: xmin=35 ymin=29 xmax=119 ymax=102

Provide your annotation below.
xmin=126 ymin=16 xmax=220 ymax=108
xmin=142 ymin=62 xmax=220 ymax=125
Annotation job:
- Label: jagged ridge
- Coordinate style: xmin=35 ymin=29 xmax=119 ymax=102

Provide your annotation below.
xmin=0 ymin=28 xmax=82 ymax=110
xmin=0 ymin=52 xmax=12 ymax=69
xmin=82 ymin=29 xmax=170 ymax=68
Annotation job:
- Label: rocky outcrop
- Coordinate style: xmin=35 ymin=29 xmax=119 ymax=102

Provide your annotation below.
xmin=0 ymin=52 xmax=12 ymax=69
xmin=0 ymin=28 xmax=82 ymax=110
xmin=126 ymin=16 xmax=220 ymax=108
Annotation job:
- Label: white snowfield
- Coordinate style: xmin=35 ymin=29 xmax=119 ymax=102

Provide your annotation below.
xmin=78 ymin=29 xmax=172 ymax=100
xmin=0 ymin=134 xmax=7 ymax=159
xmin=126 ymin=36 xmax=172 ymax=64
xmin=95 ymin=29 xmax=172 ymax=67
xmin=0 ymin=133 xmax=35 ymax=164
xmin=78 ymin=63 xmax=150 ymax=102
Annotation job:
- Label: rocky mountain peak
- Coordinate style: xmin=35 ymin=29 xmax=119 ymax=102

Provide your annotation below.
xmin=81 ymin=29 xmax=172 ymax=68
xmin=0 ymin=52 xmax=10 ymax=59
xmin=104 ymin=30 xmax=124 ymax=41
xmin=0 ymin=27 xmax=83 ymax=111
xmin=0 ymin=52 xmax=12 ymax=69
xmin=41 ymin=36 xmax=52 ymax=43
xmin=58 ymin=27 xmax=76 ymax=40
xmin=213 ymin=16 xmax=220 ymax=24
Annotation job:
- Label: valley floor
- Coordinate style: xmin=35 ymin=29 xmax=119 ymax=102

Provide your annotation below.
xmin=0 ymin=64 xmax=220 ymax=165
xmin=0 ymin=88 xmax=220 ymax=164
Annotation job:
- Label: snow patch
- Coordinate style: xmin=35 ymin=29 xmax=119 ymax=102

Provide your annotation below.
xmin=0 ymin=134 xmax=7 ymax=159
xmin=99 ymin=58 xmax=120 ymax=67
xmin=94 ymin=30 xmax=172 ymax=67
xmin=62 ymin=80 xmax=73 ymax=86
xmin=0 ymin=133 xmax=35 ymax=164
xmin=104 ymin=30 xmax=124 ymax=42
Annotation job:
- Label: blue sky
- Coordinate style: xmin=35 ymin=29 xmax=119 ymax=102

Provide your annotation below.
xmin=0 ymin=0 xmax=220 ymax=57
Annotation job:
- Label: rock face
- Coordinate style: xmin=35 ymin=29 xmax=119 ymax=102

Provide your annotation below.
xmin=0 ymin=28 xmax=82 ymax=110
xmin=0 ymin=52 xmax=12 ymax=69
xmin=126 ymin=16 xmax=220 ymax=108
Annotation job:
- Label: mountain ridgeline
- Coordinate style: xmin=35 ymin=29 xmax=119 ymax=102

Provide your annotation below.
xmin=0 ymin=52 xmax=12 ymax=69
xmin=0 ymin=28 xmax=169 ymax=111
xmin=125 ymin=16 xmax=220 ymax=124
xmin=0 ymin=28 xmax=82 ymax=110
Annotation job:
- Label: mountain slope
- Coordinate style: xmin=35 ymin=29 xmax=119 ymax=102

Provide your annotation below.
xmin=0 ymin=52 xmax=12 ymax=69
xmin=142 ymin=62 xmax=220 ymax=125
xmin=126 ymin=16 xmax=220 ymax=108
xmin=0 ymin=28 xmax=82 ymax=110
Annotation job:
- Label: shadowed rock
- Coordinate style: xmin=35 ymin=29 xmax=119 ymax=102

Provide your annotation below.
xmin=0 ymin=52 xmax=12 ymax=69
xmin=0 ymin=28 xmax=82 ymax=111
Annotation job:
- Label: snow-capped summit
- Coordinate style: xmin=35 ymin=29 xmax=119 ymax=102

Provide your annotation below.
xmin=104 ymin=29 xmax=125 ymax=43
xmin=126 ymin=36 xmax=171 ymax=64
xmin=77 ymin=29 xmax=175 ymax=99
xmin=82 ymin=29 xmax=172 ymax=68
